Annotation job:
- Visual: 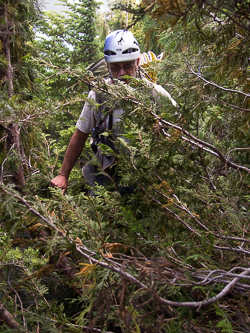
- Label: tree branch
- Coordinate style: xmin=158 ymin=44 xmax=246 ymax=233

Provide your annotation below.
xmin=153 ymin=113 xmax=250 ymax=174
xmin=186 ymin=62 xmax=250 ymax=98
xmin=216 ymin=97 xmax=250 ymax=113
xmin=0 ymin=304 xmax=25 ymax=331
xmin=1 ymin=173 xmax=249 ymax=310
xmin=203 ymin=0 xmax=250 ymax=32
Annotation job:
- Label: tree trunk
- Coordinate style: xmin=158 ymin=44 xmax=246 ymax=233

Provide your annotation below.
xmin=3 ymin=5 xmax=26 ymax=189
xmin=4 ymin=21 xmax=14 ymax=98
xmin=5 ymin=124 xmax=26 ymax=189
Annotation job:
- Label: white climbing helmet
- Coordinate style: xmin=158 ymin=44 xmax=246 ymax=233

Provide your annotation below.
xmin=104 ymin=30 xmax=140 ymax=63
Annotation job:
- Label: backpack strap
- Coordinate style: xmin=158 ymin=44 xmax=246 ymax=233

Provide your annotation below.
xmin=108 ymin=109 xmax=113 ymax=131
xmin=91 ymin=92 xmax=113 ymax=154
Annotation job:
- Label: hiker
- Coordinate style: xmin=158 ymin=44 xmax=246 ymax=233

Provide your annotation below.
xmin=50 ymin=30 xmax=176 ymax=194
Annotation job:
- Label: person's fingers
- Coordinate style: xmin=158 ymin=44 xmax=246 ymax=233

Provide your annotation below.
xmin=49 ymin=181 xmax=55 ymax=188
xmin=49 ymin=176 xmax=67 ymax=194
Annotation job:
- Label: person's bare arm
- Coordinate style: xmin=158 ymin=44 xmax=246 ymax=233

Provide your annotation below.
xmin=50 ymin=129 xmax=89 ymax=194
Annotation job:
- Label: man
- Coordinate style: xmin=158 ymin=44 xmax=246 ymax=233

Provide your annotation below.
xmin=50 ymin=30 xmax=176 ymax=194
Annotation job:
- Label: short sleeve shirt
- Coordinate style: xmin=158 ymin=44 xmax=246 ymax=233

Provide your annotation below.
xmin=76 ymin=90 xmax=125 ymax=138
xmin=76 ymin=79 xmax=177 ymax=135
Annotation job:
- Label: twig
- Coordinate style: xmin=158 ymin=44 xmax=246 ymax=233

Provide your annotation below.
xmin=203 ymin=0 xmax=250 ymax=32
xmin=226 ymin=147 xmax=250 ymax=158
xmin=186 ymin=62 xmax=250 ymax=98
xmin=62 ymin=199 xmax=101 ymax=239
xmin=11 ymin=305 xmax=115 ymax=333
xmin=2 ymin=185 xmax=250 ymax=309
xmin=150 ymin=194 xmax=201 ymax=236
xmin=0 ymin=304 xmax=26 ymax=331
xmin=7 ymin=281 xmax=26 ymax=328
xmin=0 ymin=185 xmax=65 ymax=235
xmin=152 ymin=112 xmax=250 ymax=174
xmin=0 ymin=157 xmax=8 ymax=184
xmin=153 ymin=188 xmax=209 ymax=231
xmin=216 ymin=97 xmax=250 ymax=112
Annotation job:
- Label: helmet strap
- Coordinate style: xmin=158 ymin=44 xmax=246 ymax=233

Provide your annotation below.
xmin=107 ymin=67 xmax=114 ymax=82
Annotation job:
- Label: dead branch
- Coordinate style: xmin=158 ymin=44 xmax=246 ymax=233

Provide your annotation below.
xmin=0 ymin=303 xmax=25 ymax=331
xmin=2 ymin=185 xmax=250 ymax=309
xmin=186 ymin=62 xmax=250 ymax=98
xmin=216 ymin=97 xmax=250 ymax=112
xmin=152 ymin=112 xmax=250 ymax=174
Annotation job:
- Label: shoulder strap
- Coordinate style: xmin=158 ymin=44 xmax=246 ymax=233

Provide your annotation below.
xmin=92 ymin=92 xmax=113 ymax=141
xmin=108 ymin=110 xmax=113 ymax=131
xmin=96 ymin=92 xmax=113 ymax=131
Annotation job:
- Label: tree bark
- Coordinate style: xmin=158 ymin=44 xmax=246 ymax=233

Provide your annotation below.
xmin=0 ymin=304 xmax=20 ymax=330
xmin=5 ymin=124 xmax=26 ymax=188
xmin=3 ymin=4 xmax=26 ymax=189
xmin=4 ymin=20 xmax=14 ymax=98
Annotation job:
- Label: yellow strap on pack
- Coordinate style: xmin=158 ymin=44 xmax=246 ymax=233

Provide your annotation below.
xmin=139 ymin=51 xmax=164 ymax=82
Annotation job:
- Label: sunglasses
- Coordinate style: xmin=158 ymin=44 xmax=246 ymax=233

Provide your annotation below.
xmin=109 ymin=63 xmax=136 ymax=73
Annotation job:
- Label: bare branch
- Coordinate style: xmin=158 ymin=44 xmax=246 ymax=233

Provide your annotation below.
xmin=153 ymin=188 xmax=209 ymax=231
xmin=186 ymin=62 xmax=250 ymax=98
xmin=216 ymin=97 xmax=250 ymax=113
xmin=153 ymin=113 xmax=250 ymax=174
xmin=226 ymin=147 xmax=250 ymax=158
xmin=0 ymin=304 xmax=25 ymax=331
xmin=213 ymin=245 xmax=250 ymax=255
xmin=157 ymin=268 xmax=250 ymax=308
xmin=204 ymin=0 xmax=250 ymax=32
xmin=1 ymin=185 xmax=249 ymax=310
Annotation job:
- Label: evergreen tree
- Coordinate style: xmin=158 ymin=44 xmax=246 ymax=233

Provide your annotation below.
xmin=65 ymin=0 xmax=99 ymax=65
xmin=34 ymin=0 xmax=100 ymax=101
xmin=0 ymin=0 xmax=42 ymax=188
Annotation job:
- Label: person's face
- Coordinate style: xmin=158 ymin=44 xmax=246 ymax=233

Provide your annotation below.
xmin=107 ymin=59 xmax=140 ymax=82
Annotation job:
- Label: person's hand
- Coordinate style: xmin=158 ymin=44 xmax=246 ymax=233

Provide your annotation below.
xmin=49 ymin=175 xmax=68 ymax=195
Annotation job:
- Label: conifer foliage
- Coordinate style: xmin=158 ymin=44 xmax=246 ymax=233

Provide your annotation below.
xmin=0 ymin=0 xmax=250 ymax=332
xmin=0 ymin=0 xmax=42 ymax=189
